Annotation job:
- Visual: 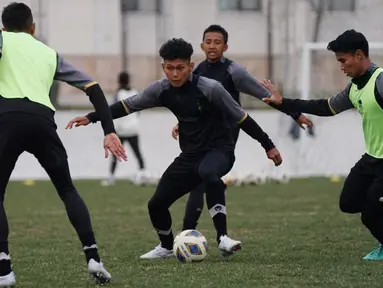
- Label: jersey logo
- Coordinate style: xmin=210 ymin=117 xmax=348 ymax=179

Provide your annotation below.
xmin=357 ymin=99 xmax=364 ymax=114
xmin=197 ymin=102 xmax=202 ymax=112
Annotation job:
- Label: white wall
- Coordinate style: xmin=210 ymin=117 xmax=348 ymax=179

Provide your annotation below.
xmin=0 ymin=0 xmax=381 ymax=56
xmin=0 ymin=0 xmax=122 ymax=55
xmin=10 ymin=110 xmax=365 ymax=180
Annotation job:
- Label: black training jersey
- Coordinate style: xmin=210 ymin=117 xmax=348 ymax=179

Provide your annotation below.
xmin=121 ymin=75 xmax=247 ymax=153
xmin=193 ymin=57 xmax=301 ymax=119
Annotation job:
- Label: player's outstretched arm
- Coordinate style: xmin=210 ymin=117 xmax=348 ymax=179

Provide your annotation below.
xmin=229 ymin=62 xmax=302 ymax=119
xmin=54 ymin=54 xmax=116 ymax=135
xmin=262 ymin=79 xmax=354 ymax=116
xmin=208 ymin=81 xmax=282 ymax=166
xmin=66 ymin=80 xmax=163 ymax=128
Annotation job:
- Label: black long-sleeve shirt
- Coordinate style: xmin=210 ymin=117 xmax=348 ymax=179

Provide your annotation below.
xmin=87 ymin=75 xmax=275 ymax=153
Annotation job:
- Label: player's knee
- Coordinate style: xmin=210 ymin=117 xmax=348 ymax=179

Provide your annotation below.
xmin=339 ymin=197 xmax=361 ymax=214
xmin=198 ymin=168 xmax=219 ymax=185
xmin=57 ymin=185 xmax=78 ymax=201
xmin=148 ymin=196 xmax=162 ymax=214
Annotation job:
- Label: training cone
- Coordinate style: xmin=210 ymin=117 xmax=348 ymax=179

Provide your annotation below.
xmin=23 ymin=179 xmax=36 ymax=186
xmin=330 ymin=175 xmax=341 ymax=183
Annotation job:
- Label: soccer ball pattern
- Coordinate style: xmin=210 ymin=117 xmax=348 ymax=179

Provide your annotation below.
xmin=173 ymin=230 xmax=208 ymax=263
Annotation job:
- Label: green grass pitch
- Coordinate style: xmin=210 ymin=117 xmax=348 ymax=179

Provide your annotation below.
xmin=4 ymin=178 xmax=382 ymax=287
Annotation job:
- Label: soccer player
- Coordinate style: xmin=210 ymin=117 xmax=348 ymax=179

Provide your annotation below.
xmin=0 ymin=3 xmax=126 ymax=286
xmin=101 ymin=71 xmax=146 ymax=186
xmin=171 ymin=25 xmax=313 ymax=230
xmin=67 ymin=38 xmax=282 ymax=259
xmin=261 ymin=29 xmax=383 ymax=261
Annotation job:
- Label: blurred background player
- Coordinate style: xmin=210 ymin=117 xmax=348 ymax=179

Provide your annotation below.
xmin=0 ymin=3 xmax=127 ymax=286
xmin=171 ymin=24 xmax=313 ymax=231
xmin=67 ymin=38 xmax=282 ymax=260
xmin=262 ymin=29 xmax=383 ymax=261
xmin=101 ymin=71 xmax=147 ymax=186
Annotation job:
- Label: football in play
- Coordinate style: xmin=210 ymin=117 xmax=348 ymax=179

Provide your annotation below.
xmin=173 ymin=230 xmax=208 ymax=263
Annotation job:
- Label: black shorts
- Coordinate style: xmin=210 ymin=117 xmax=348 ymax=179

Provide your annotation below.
xmin=149 ymin=149 xmax=235 ymax=208
xmin=0 ymin=112 xmax=68 ymax=193
xmin=340 ymin=153 xmax=383 ymax=213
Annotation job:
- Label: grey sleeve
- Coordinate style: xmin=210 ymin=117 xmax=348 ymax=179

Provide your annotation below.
xmin=376 ymin=73 xmax=383 ymax=99
xmin=0 ymin=31 xmax=3 ymax=58
xmin=121 ymin=81 xmax=163 ymax=113
xmin=228 ymin=62 xmax=271 ymax=100
xmin=54 ymin=54 xmax=97 ymax=90
xmin=328 ymin=83 xmax=354 ymax=114
xmin=199 ymin=78 xmax=247 ymax=123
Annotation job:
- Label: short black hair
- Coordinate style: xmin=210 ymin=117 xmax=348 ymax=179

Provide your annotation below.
xmin=159 ymin=38 xmax=193 ymax=61
xmin=118 ymin=71 xmax=130 ymax=86
xmin=2 ymin=2 xmax=33 ymax=32
xmin=203 ymin=25 xmax=228 ymax=44
xmin=327 ymin=29 xmax=369 ymax=57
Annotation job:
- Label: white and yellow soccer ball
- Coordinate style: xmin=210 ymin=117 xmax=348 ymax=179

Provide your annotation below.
xmin=173 ymin=230 xmax=208 ymax=263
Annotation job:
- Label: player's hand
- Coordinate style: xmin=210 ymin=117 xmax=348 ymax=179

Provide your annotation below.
xmin=261 ymin=79 xmax=283 ymax=105
xmin=104 ymin=133 xmax=127 ymax=162
xmin=266 ymin=147 xmax=282 ymax=166
xmin=172 ymin=123 xmax=179 ymax=140
xmin=296 ymin=114 xmax=313 ymax=130
xmin=66 ymin=116 xmax=90 ymax=129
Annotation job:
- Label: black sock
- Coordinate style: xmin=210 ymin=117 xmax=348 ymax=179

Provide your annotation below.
xmin=205 ymin=180 xmax=227 ymax=243
xmin=83 ymin=245 xmax=100 ymax=263
xmin=149 ymin=204 xmax=174 ymax=250
xmin=0 ymin=260 xmax=11 ymax=276
xmin=0 ymin=248 xmax=11 ymax=276
xmin=158 ymin=230 xmax=174 ymax=250
xmin=0 ymin=204 xmax=11 ymax=276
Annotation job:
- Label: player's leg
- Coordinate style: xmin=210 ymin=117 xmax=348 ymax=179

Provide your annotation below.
xmin=0 ymin=115 xmax=24 ymax=286
xmin=100 ymin=154 xmax=118 ymax=187
xmin=337 ymin=154 xmax=380 ymax=260
xmin=182 ymin=128 xmax=240 ymax=231
xmin=358 ymin=157 xmax=383 ymax=260
xmin=26 ymin=118 xmax=110 ymax=283
xmin=140 ymin=154 xmax=200 ymax=259
xmin=182 ymin=183 xmax=205 ymax=230
xmin=197 ymin=149 xmax=241 ymax=255
xmin=126 ymin=135 xmax=145 ymax=170
xmin=360 ymin=177 xmax=383 ymax=260
xmin=339 ymin=154 xmax=374 ymax=214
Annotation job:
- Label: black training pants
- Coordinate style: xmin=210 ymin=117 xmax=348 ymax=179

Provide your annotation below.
xmin=183 ymin=127 xmax=239 ymax=229
xmin=339 ymin=153 xmax=383 ymax=244
xmin=111 ymin=135 xmax=145 ymax=172
xmin=148 ymin=148 xmax=234 ymax=234
xmin=0 ymin=112 xmax=96 ymax=251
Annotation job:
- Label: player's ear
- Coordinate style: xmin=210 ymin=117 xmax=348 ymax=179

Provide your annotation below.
xmin=223 ymin=44 xmax=228 ymax=52
xmin=200 ymin=43 xmax=204 ymax=51
xmin=30 ymin=23 xmax=35 ymax=36
xmin=355 ymin=49 xmax=364 ymax=60
xmin=161 ymin=63 xmax=165 ymax=72
xmin=189 ymin=62 xmax=194 ymax=72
